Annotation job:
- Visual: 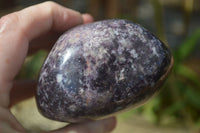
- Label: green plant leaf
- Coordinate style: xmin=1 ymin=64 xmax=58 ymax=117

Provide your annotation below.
xmin=21 ymin=50 xmax=47 ymax=79
xmin=176 ymin=64 xmax=200 ymax=88
xmin=163 ymin=101 xmax=185 ymax=115
xmin=176 ymin=28 xmax=200 ymax=61
xmin=185 ymin=86 xmax=200 ymax=109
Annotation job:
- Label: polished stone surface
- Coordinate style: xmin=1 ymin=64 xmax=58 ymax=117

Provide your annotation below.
xmin=36 ymin=19 xmax=173 ymax=123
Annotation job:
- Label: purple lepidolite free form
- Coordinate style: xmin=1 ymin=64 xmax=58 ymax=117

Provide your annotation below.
xmin=36 ymin=19 xmax=173 ymax=123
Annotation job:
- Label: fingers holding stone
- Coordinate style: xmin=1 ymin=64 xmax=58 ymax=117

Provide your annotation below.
xmin=48 ymin=117 xmax=117 ymax=133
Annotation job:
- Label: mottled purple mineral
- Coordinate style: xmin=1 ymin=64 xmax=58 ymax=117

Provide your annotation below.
xmin=36 ymin=19 xmax=173 ymax=123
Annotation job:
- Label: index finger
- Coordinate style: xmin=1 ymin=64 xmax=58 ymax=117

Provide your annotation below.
xmin=28 ymin=13 xmax=93 ymax=55
xmin=0 ymin=1 xmax=92 ymax=107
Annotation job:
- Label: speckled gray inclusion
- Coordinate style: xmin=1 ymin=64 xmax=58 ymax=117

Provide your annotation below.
xmin=36 ymin=19 xmax=172 ymax=123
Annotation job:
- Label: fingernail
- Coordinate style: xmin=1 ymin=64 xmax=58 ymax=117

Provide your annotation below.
xmin=82 ymin=13 xmax=94 ymax=24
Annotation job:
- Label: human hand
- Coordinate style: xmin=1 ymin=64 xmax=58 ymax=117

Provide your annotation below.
xmin=0 ymin=2 xmax=116 ymax=133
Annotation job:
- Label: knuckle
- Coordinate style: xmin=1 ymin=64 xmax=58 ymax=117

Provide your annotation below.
xmin=0 ymin=12 xmax=19 ymax=24
xmin=44 ymin=1 xmax=57 ymax=6
xmin=0 ymin=15 xmax=12 ymax=27
xmin=0 ymin=12 xmax=20 ymax=32
xmin=43 ymin=1 xmax=59 ymax=10
xmin=41 ymin=1 xmax=60 ymax=16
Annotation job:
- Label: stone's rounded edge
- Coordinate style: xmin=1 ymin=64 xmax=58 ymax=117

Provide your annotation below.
xmin=36 ymin=19 xmax=173 ymax=123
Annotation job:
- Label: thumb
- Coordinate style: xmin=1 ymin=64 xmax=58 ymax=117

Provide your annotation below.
xmin=47 ymin=117 xmax=117 ymax=133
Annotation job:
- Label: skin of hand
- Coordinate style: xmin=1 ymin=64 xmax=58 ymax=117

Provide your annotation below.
xmin=0 ymin=1 xmax=116 ymax=133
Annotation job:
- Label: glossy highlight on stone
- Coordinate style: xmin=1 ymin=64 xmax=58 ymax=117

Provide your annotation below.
xmin=36 ymin=19 xmax=173 ymax=123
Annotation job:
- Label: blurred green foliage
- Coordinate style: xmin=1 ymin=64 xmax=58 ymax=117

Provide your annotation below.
xmin=18 ymin=51 xmax=47 ymax=79
xmin=175 ymin=28 xmax=200 ymax=62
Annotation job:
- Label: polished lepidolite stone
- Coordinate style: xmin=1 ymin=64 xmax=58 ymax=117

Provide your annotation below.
xmin=36 ymin=19 xmax=173 ymax=123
